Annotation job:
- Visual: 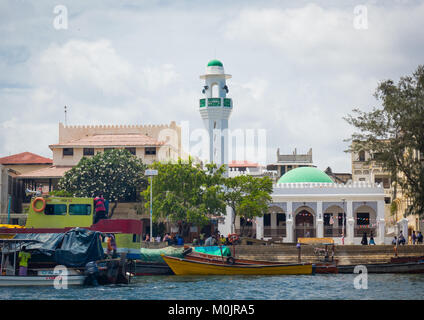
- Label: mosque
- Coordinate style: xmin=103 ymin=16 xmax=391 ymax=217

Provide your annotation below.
xmin=199 ymin=59 xmax=393 ymax=245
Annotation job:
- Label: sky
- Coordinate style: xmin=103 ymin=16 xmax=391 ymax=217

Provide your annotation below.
xmin=1 ymin=0 xmax=423 ymax=172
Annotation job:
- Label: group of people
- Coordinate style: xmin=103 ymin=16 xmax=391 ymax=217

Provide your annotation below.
xmin=143 ymin=233 xmax=184 ymax=245
xmin=360 ymin=232 xmax=376 ymax=245
xmin=392 ymin=230 xmax=423 ymax=245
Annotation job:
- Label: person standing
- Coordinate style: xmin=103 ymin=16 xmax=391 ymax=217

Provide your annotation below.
xmin=361 ymin=232 xmax=368 ymax=245
xmin=412 ymin=231 xmax=417 ymax=245
xmin=199 ymin=233 xmax=205 ymax=246
xmin=369 ymin=231 xmax=376 ymax=245
xmin=418 ymin=231 xmax=423 ymax=244
xmin=93 ymin=195 xmax=107 ymax=224
xmin=18 ymin=246 xmax=31 ymax=276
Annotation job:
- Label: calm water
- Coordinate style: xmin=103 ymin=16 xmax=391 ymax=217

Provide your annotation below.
xmin=2 ymin=274 xmax=424 ymax=300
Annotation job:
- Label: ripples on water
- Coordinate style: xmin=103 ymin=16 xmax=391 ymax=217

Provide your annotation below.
xmin=2 ymin=274 xmax=424 ymax=300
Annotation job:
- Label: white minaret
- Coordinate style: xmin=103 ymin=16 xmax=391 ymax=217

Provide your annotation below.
xmin=199 ymin=59 xmax=233 ymax=168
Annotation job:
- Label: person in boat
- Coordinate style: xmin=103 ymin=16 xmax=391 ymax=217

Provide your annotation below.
xmin=369 ymin=231 xmax=376 ymax=245
xmin=361 ymin=232 xmax=368 ymax=245
xmin=93 ymin=195 xmax=107 ymax=224
xmin=18 ymin=246 xmax=31 ymax=276
xmin=220 ymin=235 xmax=226 ymax=245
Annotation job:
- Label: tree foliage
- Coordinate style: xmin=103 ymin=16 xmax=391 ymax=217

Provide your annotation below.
xmin=58 ymin=149 xmax=148 ymax=217
xmin=141 ymin=158 xmax=227 ymax=235
xmin=223 ymin=175 xmax=273 ymax=235
xmin=345 ymin=65 xmax=424 ymax=217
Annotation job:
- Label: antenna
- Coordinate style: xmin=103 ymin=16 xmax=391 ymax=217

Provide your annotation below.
xmin=64 ymin=106 xmax=67 ymax=125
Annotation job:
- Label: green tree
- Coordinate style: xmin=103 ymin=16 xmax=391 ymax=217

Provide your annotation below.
xmin=223 ymin=175 xmax=273 ymax=236
xmin=141 ymin=158 xmax=226 ymax=236
xmin=345 ymin=65 xmax=424 ymax=217
xmin=58 ymin=149 xmax=148 ymax=217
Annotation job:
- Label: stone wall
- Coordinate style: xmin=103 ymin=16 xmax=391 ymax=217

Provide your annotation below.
xmin=232 ymin=244 xmax=424 ymax=265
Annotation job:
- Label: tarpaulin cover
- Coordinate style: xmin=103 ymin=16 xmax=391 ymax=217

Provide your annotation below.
xmin=193 ymin=246 xmax=232 ymax=257
xmin=54 ymin=229 xmax=104 ymax=267
xmin=139 ymin=247 xmax=185 ymax=263
xmin=13 ymin=228 xmax=105 ymax=267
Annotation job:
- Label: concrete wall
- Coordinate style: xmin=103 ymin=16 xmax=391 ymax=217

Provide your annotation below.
xmin=233 ymin=244 xmax=424 ymax=265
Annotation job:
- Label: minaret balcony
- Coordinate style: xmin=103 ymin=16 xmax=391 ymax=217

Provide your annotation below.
xmin=199 ymin=98 xmax=232 ymax=108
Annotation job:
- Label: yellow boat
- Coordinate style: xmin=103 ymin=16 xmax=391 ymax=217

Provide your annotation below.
xmin=161 ymin=255 xmax=314 ymax=275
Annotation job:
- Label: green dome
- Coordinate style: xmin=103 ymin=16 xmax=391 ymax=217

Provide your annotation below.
xmin=278 ymin=167 xmax=334 ymax=184
xmin=207 ymin=59 xmax=223 ymax=67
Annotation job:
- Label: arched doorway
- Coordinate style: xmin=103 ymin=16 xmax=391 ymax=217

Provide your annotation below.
xmin=295 ymin=208 xmax=315 ymax=240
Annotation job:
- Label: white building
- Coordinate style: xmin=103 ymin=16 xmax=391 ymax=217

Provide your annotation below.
xmin=199 ymin=59 xmax=233 ymax=167
xmin=219 ymin=166 xmax=401 ymax=245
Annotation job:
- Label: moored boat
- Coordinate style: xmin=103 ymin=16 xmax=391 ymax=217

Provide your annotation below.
xmin=161 ymin=254 xmax=314 ymax=275
xmin=337 ymin=260 xmax=424 ymax=274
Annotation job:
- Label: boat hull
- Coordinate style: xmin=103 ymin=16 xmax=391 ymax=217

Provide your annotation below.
xmin=337 ymin=261 xmax=424 ymax=274
xmin=0 ymin=275 xmax=85 ymax=287
xmin=162 ymin=255 xmax=314 ymax=275
xmin=133 ymin=261 xmax=173 ymax=276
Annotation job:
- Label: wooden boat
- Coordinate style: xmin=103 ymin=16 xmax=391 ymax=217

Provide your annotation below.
xmin=161 ymin=255 xmax=314 ymax=275
xmin=132 ymin=260 xmax=173 ymax=276
xmin=337 ymin=260 xmax=424 ymax=274
xmin=184 ymin=250 xmax=338 ymax=274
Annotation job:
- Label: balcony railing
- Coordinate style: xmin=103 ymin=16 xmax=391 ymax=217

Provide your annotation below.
xmin=355 ymin=227 xmax=376 ymax=237
xmin=264 ymin=226 xmax=286 ymax=238
xmin=324 ymin=226 xmax=345 ymax=237
xmin=199 ymin=98 xmax=232 ymax=108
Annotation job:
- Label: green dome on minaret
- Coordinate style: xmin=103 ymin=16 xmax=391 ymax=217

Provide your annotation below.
xmin=207 ymin=59 xmax=223 ymax=67
xmin=278 ymin=167 xmax=334 ymax=183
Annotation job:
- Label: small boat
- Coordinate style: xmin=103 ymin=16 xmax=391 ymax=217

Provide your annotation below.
xmin=0 ymin=269 xmax=86 ymax=287
xmin=337 ymin=259 xmax=424 ymax=274
xmin=161 ymin=254 xmax=314 ymax=275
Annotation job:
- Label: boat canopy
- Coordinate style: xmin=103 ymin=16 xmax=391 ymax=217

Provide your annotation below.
xmin=13 ymin=228 xmax=104 ymax=267
xmin=193 ymin=246 xmax=232 ymax=257
xmin=139 ymin=247 xmax=186 ymax=263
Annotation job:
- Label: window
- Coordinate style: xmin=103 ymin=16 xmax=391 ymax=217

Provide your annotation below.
xmin=357 ymin=212 xmax=370 ymax=226
xmin=145 ymin=147 xmax=156 ymax=155
xmin=125 ymin=147 xmax=136 ymax=155
xmin=83 ymin=148 xmax=94 ymax=156
xmin=375 ymin=177 xmax=390 ymax=188
xmin=132 ymin=234 xmax=140 ymax=243
xmin=277 ymin=213 xmax=286 ymax=226
xmin=264 ymin=214 xmax=271 ymax=227
xmin=358 ymin=151 xmax=365 ymax=162
xmin=384 ymin=197 xmax=391 ymax=204
xmin=324 ymin=213 xmax=333 ymax=226
xmin=44 ymin=204 xmax=67 ymax=215
xmin=69 ymin=204 xmax=91 ymax=215
xmin=63 ymin=148 xmax=73 ymax=156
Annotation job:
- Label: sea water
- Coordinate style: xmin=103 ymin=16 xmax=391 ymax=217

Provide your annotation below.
xmin=1 ymin=274 xmax=424 ymax=300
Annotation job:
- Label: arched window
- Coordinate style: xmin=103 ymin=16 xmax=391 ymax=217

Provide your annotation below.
xmin=359 ymin=150 xmax=365 ymax=162
xmin=211 ymin=83 xmax=219 ymax=97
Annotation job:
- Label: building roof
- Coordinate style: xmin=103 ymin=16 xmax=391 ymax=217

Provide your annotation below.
xmin=49 ymin=134 xmax=165 ymax=149
xmin=207 ymin=59 xmax=223 ymax=67
xmin=277 ymin=167 xmax=334 ymax=184
xmin=229 ymin=160 xmax=259 ymax=168
xmin=17 ymin=166 xmax=73 ymax=179
xmin=0 ymin=152 xmax=53 ymax=165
